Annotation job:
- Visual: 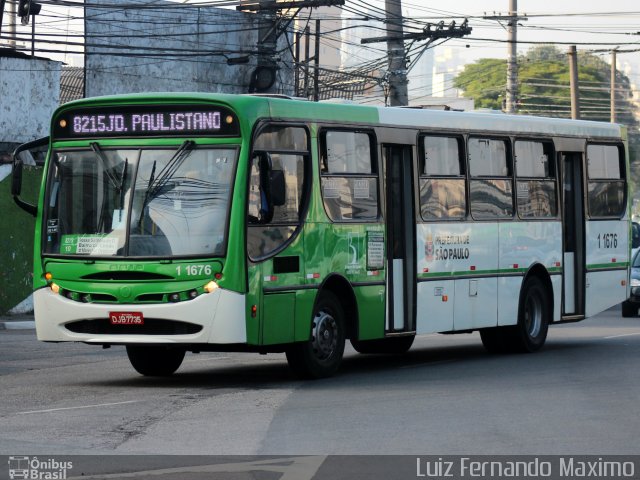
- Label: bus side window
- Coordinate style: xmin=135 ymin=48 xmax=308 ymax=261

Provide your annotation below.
xmin=515 ymin=140 xmax=557 ymax=219
xmin=418 ymin=135 xmax=466 ymax=220
xmin=586 ymin=144 xmax=625 ymax=218
xmin=320 ymin=130 xmax=379 ymax=222
xmin=468 ymin=137 xmax=513 ymax=219
xmin=247 ymin=125 xmax=309 ymax=260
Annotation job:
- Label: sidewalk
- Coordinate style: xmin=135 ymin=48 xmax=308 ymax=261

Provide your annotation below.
xmin=0 ymin=313 xmax=35 ymax=330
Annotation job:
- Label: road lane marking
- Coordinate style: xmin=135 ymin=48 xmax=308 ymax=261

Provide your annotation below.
xmin=604 ymin=332 xmax=640 ymax=339
xmin=17 ymin=400 xmax=141 ymax=415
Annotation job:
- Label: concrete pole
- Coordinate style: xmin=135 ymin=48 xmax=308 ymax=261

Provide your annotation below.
xmin=385 ymin=0 xmax=408 ymax=106
xmin=256 ymin=0 xmax=278 ymax=93
xmin=611 ymin=49 xmax=617 ymax=123
xmin=7 ymin=0 xmax=17 ymax=49
xmin=506 ymin=0 xmax=518 ymax=114
xmin=313 ymin=19 xmax=320 ymax=101
xmin=568 ymin=45 xmax=580 ymax=120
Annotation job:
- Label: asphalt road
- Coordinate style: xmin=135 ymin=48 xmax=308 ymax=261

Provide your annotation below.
xmin=1 ymin=305 xmax=639 ymax=463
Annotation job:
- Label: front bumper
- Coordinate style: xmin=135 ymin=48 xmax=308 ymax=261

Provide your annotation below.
xmin=33 ymin=287 xmax=246 ymax=344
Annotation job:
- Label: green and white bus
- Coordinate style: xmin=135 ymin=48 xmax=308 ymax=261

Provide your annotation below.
xmin=11 ymin=93 xmax=630 ymax=378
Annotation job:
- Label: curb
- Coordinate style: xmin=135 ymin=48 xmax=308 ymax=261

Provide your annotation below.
xmin=0 ymin=319 xmax=36 ymax=331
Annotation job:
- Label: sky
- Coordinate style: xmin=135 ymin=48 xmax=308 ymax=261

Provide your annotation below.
xmin=2 ymin=0 xmax=639 ymax=86
xmin=394 ymin=0 xmax=640 ymax=83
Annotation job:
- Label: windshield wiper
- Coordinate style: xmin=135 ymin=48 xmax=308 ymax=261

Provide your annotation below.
xmin=138 ymin=140 xmax=195 ymax=227
xmin=118 ymin=157 xmax=129 ymax=219
xmin=90 ymin=142 xmax=124 ymax=192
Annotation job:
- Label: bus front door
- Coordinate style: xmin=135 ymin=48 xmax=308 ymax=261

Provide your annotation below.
xmin=560 ymin=152 xmax=586 ymax=317
xmin=383 ymin=145 xmax=416 ymax=334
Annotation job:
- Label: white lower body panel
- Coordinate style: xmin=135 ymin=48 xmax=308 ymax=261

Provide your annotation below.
xmin=33 ymin=287 xmax=246 ymax=344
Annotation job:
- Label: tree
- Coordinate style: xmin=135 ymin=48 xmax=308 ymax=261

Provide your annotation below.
xmin=454 ymin=45 xmax=640 ymax=193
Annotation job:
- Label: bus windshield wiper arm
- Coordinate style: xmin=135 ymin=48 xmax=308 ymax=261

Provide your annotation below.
xmin=138 ymin=140 xmax=195 ymax=227
xmin=146 ymin=140 xmax=195 ymax=200
xmin=118 ymin=158 xmax=128 ymax=214
xmin=90 ymin=142 xmax=122 ymax=192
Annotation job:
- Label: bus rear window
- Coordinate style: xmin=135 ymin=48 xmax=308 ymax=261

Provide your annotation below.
xmin=587 ymin=144 xmax=625 ymax=218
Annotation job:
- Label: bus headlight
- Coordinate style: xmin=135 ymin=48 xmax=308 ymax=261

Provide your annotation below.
xmin=203 ymin=280 xmax=219 ymax=293
xmin=50 ymin=283 xmax=60 ymax=294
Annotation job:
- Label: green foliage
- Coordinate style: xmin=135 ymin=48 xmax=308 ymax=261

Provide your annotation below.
xmin=454 ymin=45 xmax=639 ymax=196
xmin=454 ymin=45 xmax=636 ymax=125
xmin=0 ymin=167 xmax=42 ymax=314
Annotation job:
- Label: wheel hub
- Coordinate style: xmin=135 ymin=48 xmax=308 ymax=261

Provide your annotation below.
xmin=311 ymin=310 xmax=338 ymax=360
xmin=525 ymin=291 xmax=543 ymax=338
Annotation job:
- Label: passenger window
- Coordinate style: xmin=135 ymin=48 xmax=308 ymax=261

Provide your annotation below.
xmin=515 ymin=140 xmax=557 ymax=219
xmin=419 ymin=135 xmax=466 ymax=220
xmin=247 ymin=125 xmax=309 ymax=259
xmin=468 ymin=137 xmax=513 ymax=219
xmin=320 ymin=130 xmax=379 ymax=221
xmin=587 ymin=144 xmax=625 ymax=218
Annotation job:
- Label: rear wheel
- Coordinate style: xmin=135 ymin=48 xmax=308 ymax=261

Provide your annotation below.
xmin=480 ymin=276 xmax=550 ymax=354
xmin=286 ymin=291 xmax=345 ymax=379
xmin=621 ymin=301 xmax=638 ymax=317
xmin=126 ymin=345 xmax=185 ymax=376
xmin=351 ymin=335 xmax=415 ymax=354
xmin=510 ymin=276 xmax=550 ymax=352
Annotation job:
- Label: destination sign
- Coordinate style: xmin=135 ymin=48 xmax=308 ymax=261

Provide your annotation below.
xmin=53 ymin=105 xmax=240 ymax=139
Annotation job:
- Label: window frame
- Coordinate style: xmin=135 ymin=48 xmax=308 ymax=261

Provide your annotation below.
xmin=585 ymin=142 xmax=627 ymax=220
xmin=319 ymin=127 xmax=381 ymax=223
xmin=417 ymin=133 xmax=467 ymax=222
xmin=467 ymin=135 xmax=515 ymax=221
xmin=514 ymin=138 xmax=559 ymax=221
xmin=246 ymin=121 xmax=312 ymax=262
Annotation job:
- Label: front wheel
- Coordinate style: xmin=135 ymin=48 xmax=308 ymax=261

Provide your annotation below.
xmin=286 ymin=291 xmax=345 ymax=379
xmin=126 ymin=345 xmax=186 ymax=376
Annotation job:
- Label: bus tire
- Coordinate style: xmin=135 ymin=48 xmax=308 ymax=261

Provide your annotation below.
xmin=350 ymin=336 xmax=415 ymax=354
xmin=510 ymin=276 xmax=550 ymax=353
xmin=286 ymin=291 xmax=345 ymax=379
xmin=126 ymin=345 xmax=185 ymax=376
xmin=621 ymin=301 xmax=638 ymax=317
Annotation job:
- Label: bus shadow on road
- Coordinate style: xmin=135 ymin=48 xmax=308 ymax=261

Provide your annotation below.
xmin=76 ymin=335 xmax=599 ymax=389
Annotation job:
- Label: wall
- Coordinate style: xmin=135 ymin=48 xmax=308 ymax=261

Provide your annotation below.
xmin=0 ymin=53 xmax=61 ymax=143
xmin=85 ymin=0 xmax=293 ymax=97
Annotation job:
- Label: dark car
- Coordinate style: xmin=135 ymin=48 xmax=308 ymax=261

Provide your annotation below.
xmin=622 ymin=248 xmax=640 ymax=317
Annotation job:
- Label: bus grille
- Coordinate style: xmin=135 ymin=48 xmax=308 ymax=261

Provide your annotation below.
xmin=65 ymin=318 xmax=202 ymax=335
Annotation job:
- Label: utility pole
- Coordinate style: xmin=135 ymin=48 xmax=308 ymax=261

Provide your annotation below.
xmin=483 ymin=2 xmax=526 ymax=114
xmin=506 ymin=0 xmax=517 ymax=113
xmin=611 ymin=49 xmax=617 ymax=123
xmin=568 ymin=45 xmax=580 ymax=120
xmin=362 ymin=18 xmax=471 ymax=107
xmin=237 ymin=0 xmax=345 ymax=94
xmin=6 ymin=0 xmax=16 ymax=48
xmin=313 ymin=19 xmax=320 ymax=101
xmin=384 ymin=0 xmax=408 ymax=106
xmin=253 ymin=0 xmax=278 ymax=93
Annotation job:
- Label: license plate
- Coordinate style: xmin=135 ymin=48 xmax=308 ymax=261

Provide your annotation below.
xmin=109 ymin=311 xmax=144 ymax=325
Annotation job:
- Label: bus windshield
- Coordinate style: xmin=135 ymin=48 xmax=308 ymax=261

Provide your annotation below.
xmin=44 ymin=145 xmax=237 ymax=258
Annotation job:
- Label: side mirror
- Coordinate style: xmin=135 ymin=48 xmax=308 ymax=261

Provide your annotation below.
xmin=11 ymin=156 xmax=23 ymax=196
xmin=11 ymin=136 xmax=49 ymax=217
xmin=270 ymin=169 xmax=286 ymax=207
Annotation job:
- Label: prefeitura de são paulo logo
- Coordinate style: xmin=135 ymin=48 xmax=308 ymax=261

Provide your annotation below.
xmin=8 ymin=456 xmax=73 ymax=479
